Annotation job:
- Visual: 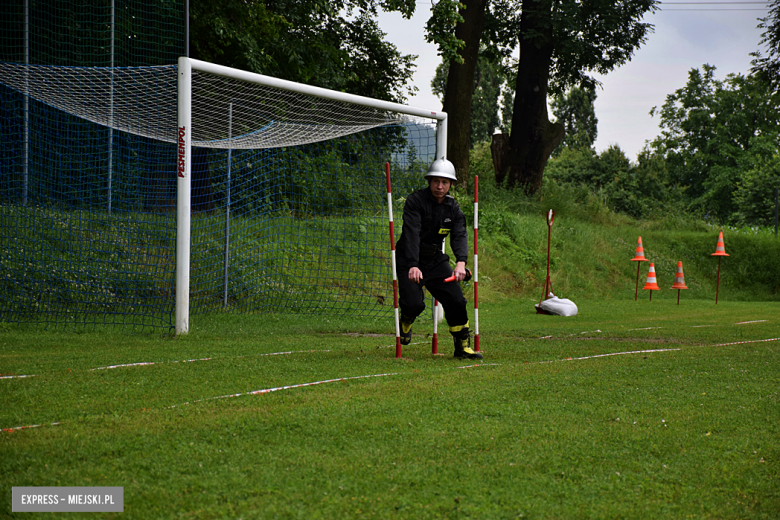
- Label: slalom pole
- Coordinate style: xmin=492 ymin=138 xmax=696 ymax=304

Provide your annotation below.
xmin=538 ymin=209 xmax=555 ymax=308
xmin=474 ymin=175 xmax=480 ymax=352
xmin=386 ymin=162 xmax=402 ymax=358
xmin=546 ymin=210 xmax=553 ymax=297
xmin=630 ymin=236 xmax=649 ymax=301
xmin=715 ymin=257 xmax=722 ymax=305
xmin=635 ymin=262 xmax=641 ymax=301
xmin=711 ymin=231 xmax=729 ymax=305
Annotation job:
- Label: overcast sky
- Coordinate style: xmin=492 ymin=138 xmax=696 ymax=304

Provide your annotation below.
xmin=378 ymin=1 xmax=770 ymax=162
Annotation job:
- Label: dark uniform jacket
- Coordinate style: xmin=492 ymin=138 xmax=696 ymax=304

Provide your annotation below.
xmin=396 ymin=187 xmax=468 ymax=269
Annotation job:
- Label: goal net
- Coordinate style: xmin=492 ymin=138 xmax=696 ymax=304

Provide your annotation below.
xmin=0 ymin=58 xmax=446 ymax=332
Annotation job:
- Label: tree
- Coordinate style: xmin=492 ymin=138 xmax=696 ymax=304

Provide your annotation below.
xmin=187 ymin=0 xmax=420 ymax=214
xmin=550 ymin=84 xmax=598 ymax=155
xmin=751 ymin=0 xmax=780 ymax=91
xmin=432 ymin=55 xmax=505 ymax=149
xmin=427 ymin=0 xmax=656 ymax=193
xmin=732 ymin=134 xmax=780 ymax=226
xmin=190 ymin=0 xmax=417 ymax=103
xmin=427 ymin=0 xmax=492 ymax=187
xmin=649 ymin=65 xmax=780 ymax=223
xmin=501 ymin=0 xmax=656 ymax=193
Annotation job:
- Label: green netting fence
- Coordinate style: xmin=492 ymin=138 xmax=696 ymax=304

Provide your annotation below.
xmin=0 ymin=67 xmax=436 ymax=331
xmin=0 ymin=1 xmax=439 ymax=332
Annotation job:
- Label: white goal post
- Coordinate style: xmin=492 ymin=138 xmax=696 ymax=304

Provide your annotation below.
xmin=175 ymin=57 xmax=449 ymax=335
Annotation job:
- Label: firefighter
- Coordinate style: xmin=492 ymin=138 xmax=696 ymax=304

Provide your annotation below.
xmin=395 ymin=158 xmax=482 ymax=360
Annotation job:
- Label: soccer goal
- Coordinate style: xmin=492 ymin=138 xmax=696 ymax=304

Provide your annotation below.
xmin=0 ymin=57 xmax=447 ymax=333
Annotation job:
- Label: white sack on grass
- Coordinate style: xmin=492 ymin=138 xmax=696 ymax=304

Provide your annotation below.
xmin=539 ymin=295 xmax=578 ymax=316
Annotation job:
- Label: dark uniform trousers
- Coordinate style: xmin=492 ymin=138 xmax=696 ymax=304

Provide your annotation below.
xmin=397 ymin=253 xmax=468 ymax=328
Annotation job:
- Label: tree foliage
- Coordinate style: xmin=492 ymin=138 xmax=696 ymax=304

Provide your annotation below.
xmin=544 ymin=144 xmax=678 ymax=219
xmin=190 ymin=0 xmax=417 ymax=102
xmin=751 ymin=0 xmax=780 ymax=91
xmin=649 ymin=65 xmax=780 ymax=223
xmin=425 ymin=0 xmax=467 ymax=65
xmin=542 ymin=0 xmax=657 ymax=95
xmin=732 ymin=135 xmax=780 ymax=226
xmin=550 ymin=84 xmax=598 ymax=155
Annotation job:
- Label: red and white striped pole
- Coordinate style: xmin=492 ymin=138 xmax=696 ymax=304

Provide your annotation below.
xmin=385 ymin=162 xmax=402 ymax=359
xmin=473 ymin=175 xmax=480 ymax=352
xmin=539 ymin=209 xmax=555 ymax=308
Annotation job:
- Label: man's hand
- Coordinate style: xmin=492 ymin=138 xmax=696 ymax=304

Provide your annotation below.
xmin=452 ymin=261 xmax=467 ymax=282
xmin=408 ymin=267 xmax=423 ymax=283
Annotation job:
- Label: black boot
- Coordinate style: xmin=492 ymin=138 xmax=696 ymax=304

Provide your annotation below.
xmin=452 ymin=327 xmax=482 ymax=360
xmin=400 ymin=315 xmax=414 ymax=345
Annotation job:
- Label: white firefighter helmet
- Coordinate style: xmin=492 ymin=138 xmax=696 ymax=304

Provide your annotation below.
xmin=425 ymin=158 xmax=457 ymax=182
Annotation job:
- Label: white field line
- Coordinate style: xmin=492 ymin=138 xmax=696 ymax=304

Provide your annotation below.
xmin=0 ymin=374 xmax=36 ymax=379
xmin=3 ymin=373 xmax=398 ymax=433
xmin=168 ymin=373 xmax=398 ymax=408
xmin=90 ymin=350 xmax=331 ymax=371
xmin=259 ymin=349 xmax=330 ymax=356
xmin=540 ymin=330 xmax=602 ymax=340
xmin=536 ymin=348 xmax=680 ymax=364
xmin=456 ymin=363 xmax=500 ymax=369
xmin=712 ymin=338 xmax=780 ymax=347
xmin=539 ymin=324 xmax=728 ymax=338
xmin=735 ymin=320 xmax=768 ymax=325
xmin=2 ymin=422 xmax=62 ymax=433
xmin=91 ymin=358 xmax=212 ymax=370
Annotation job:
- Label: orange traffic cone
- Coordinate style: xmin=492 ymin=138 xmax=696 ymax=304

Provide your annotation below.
xmin=643 ymin=263 xmax=660 ymax=301
xmin=711 ymin=231 xmax=728 ymax=304
xmin=711 ymin=231 xmax=729 ymax=257
xmin=630 ymin=236 xmax=649 ymax=301
xmin=671 ymin=261 xmax=688 ymax=305
xmin=631 ymin=236 xmax=649 ymax=262
xmin=671 ymin=261 xmax=688 ymax=289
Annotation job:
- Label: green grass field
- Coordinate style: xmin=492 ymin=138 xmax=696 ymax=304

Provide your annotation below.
xmin=2 ymin=299 xmax=778 ymax=518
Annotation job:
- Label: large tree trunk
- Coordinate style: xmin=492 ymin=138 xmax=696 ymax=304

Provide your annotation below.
xmin=490 ymin=133 xmax=510 ymax=186
xmin=494 ymin=0 xmax=564 ymax=194
xmin=442 ymin=0 xmax=489 ymax=189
